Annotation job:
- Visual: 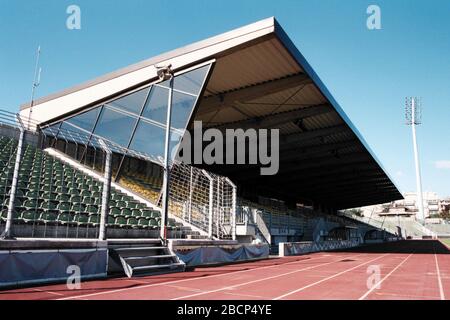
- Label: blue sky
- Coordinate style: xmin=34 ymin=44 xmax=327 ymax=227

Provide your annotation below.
xmin=1 ymin=0 xmax=449 ymax=197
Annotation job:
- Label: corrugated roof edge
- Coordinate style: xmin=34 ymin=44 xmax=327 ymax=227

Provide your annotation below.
xmin=272 ymin=18 xmax=403 ymax=201
xmin=20 ymin=17 xmax=277 ymax=111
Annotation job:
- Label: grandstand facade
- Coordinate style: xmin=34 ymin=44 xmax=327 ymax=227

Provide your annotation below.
xmin=1 ymin=17 xmax=403 ymax=285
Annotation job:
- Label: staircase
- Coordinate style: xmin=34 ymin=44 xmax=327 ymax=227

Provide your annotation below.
xmin=109 ymin=240 xmax=185 ymax=277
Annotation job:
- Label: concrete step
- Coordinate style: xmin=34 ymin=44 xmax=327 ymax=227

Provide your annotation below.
xmin=111 ymin=242 xmax=185 ymax=277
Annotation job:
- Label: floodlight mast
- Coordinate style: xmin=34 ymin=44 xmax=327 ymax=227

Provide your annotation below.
xmin=405 ymin=97 xmax=425 ymax=222
xmin=27 ymin=45 xmax=42 ymax=130
xmin=158 ymin=64 xmax=175 ymax=243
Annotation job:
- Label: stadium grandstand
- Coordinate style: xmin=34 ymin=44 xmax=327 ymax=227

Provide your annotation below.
xmin=1 ymin=17 xmax=406 ymax=287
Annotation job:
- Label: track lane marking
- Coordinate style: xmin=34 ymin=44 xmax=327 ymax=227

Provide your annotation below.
xmin=58 ymin=252 xmax=347 ymax=300
xmin=171 ymin=253 xmax=367 ymax=300
xmin=273 ymin=253 xmax=389 ymax=300
xmin=358 ymin=253 xmax=413 ymax=300
xmin=32 ymin=288 xmax=65 ymax=297
xmin=434 ymin=253 xmax=445 ymax=300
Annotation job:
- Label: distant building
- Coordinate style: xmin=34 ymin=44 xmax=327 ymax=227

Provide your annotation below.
xmin=360 ymin=192 xmax=448 ymax=219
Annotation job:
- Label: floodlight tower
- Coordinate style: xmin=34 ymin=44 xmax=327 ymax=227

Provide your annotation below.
xmin=405 ymin=97 xmax=425 ymax=222
xmin=27 ymin=45 xmax=42 ymax=130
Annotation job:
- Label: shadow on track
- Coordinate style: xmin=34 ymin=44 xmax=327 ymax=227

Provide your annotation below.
xmin=332 ymin=240 xmax=449 ymax=254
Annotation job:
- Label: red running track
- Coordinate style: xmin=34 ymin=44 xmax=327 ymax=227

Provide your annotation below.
xmin=1 ymin=240 xmax=449 ymax=300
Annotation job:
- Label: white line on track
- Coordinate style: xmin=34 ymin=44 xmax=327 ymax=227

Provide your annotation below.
xmin=171 ymin=253 xmax=367 ymax=300
xmin=434 ymin=253 xmax=445 ymax=300
xmin=32 ymin=288 xmax=64 ymax=296
xmin=358 ymin=253 xmax=413 ymax=300
xmin=58 ymin=252 xmax=349 ymax=300
xmin=273 ymin=253 xmax=389 ymax=300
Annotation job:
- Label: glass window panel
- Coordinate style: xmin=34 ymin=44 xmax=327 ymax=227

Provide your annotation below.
xmin=58 ymin=122 xmax=91 ymax=144
xmin=173 ymin=64 xmax=210 ymax=95
xmin=93 ymin=108 xmax=137 ymax=147
xmin=41 ymin=123 xmax=61 ymax=137
xmin=107 ymin=87 xmax=150 ymax=115
xmin=141 ymin=86 xmax=168 ymax=124
xmin=170 ymin=91 xmax=197 ymax=130
xmin=129 ymin=120 xmax=166 ymax=159
xmin=169 ymin=131 xmax=183 ymax=161
xmin=66 ymin=107 xmax=101 ymax=132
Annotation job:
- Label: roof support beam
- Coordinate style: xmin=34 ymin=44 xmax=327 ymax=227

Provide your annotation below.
xmin=279 ymin=139 xmax=359 ymax=163
xmin=212 ymin=103 xmax=333 ymax=130
xmin=219 ymin=151 xmax=370 ymax=178
xmin=197 ymin=73 xmax=312 ymax=116
xmin=301 ymin=184 xmax=398 ymax=200
xmin=253 ymin=164 xmax=379 ymax=185
xmin=280 ymin=124 xmax=348 ymax=147
xmin=293 ymin=179 xmax=394 ymax=195
xmin=281 ymin=172 xmax=387 ymax=190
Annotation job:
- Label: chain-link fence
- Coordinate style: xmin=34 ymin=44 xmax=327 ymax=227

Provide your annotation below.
xmin=166 ymin=161 xmax=236 ymax=239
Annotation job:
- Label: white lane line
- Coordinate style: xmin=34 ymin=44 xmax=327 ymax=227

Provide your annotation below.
xmin=32 ymin=288 xmax=65 ymax=297
xmin=171 ymin=253 xmax=367 ymax=300
xmin=273 ymin=253 xmax=389 ymax=300
xmin=434 ymin=253 xmax=445 ymax=300
xmin=58 ymin=252 xmax=346 ymax=300
xmin=358 ymin=253 xmax=413 ymax=300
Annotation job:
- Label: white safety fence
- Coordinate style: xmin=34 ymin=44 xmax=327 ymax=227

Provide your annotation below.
xmin=166 ymin=161 xmax=237 ymax=240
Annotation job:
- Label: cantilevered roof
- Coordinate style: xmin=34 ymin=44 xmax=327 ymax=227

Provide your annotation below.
xmin=19 ymin=17 xmax=403 ymax=209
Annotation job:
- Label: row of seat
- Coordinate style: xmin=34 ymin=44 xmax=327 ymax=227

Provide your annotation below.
xmin=0 ymin=209 xmax=178 ymax=229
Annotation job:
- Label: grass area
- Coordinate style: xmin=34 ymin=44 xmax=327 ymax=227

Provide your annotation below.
xmin=440 ymin=239 xmax=450 ymax=248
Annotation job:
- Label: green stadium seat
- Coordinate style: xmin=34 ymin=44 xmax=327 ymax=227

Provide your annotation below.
xmin=86 ymin=205 xmax=99 ymax=214
xmin=131 ymin=209 xmax=142 ymax=218
xmin=70 ymin=195 xmax=82 ymax=203
xmin=115 ymin=216 xmax=127 ymax=227
xmin=106 ymin=215 xmax=116 ymax=227
xmin=120 ymin=208 xmax=132 ymax=218
xmin=88 ymin=214 xmax=100 ymax=226
xmin=42 ymin=192 xmax=57 ymax=200
xmin=137 ymin=218 xmax=149 ymax=228
xmin=110 ymin=207 xmax=122 ymax=217
xmin=26 ymin=190 xmax=40 ymax=199
xmin=39 ymin=212 xmax=58 ymax=224
xmin=149 ymin=218 xmax=159 ymax=229
xmin=116 ymin=200 xmax=127 ymax=208
xmin=82 ymin=197 xmax=95 ymax=205
xmin=127 ymin=217 xmax=138 ymax=228
xmin=57 ymin=202 xmax=72 ymax=212
xmin=71 ymin=203 xmax=86 ymax=213
xmin=141 ymin=210 xmax=153 ymax=219
xmin=57 ymin=212 xmax=75 ymax=225
xmin=151 ymin=210 xmax=161 ymax=218
xmin=23 ymin=199 xmax=39 ymax=209
xmin=68 ymin=188 xmax=80 ymax=196
xmin=74 ymin=213 xmax=89 ymax=225
xmin=80 ymin=190 xmax=91 ymax=197
xmin=41 ymin=200 xmax=58 ymax=211
xmin=56 ymin=194 xmax=70 ymax=202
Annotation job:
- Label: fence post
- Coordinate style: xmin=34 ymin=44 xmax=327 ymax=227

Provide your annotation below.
xmin=202 ymin=170 xmax=214 ymax=239
xmin=216 ymin=178 xmax=220 ymax=238
xmin=98 ymin=140 xmax=112 ymax=241
xmin=225 ymin=177 xmax=237 ymax=241
xmin=1 ymin=121 xmax=25 ymax=240
xmin=188 ymin=166 xmax=193 ymax=223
